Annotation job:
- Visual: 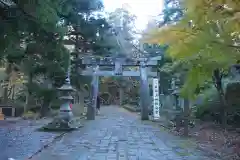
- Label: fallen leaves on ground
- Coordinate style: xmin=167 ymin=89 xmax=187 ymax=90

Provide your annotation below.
xmin=168 ymin=122 xmax=240 ymax=160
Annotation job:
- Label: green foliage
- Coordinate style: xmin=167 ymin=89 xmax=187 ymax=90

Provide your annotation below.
xmin=0 ymin=0 xmax=128 ymax=114
xmin=64 ymin=0 xmax=111 ymax=55
xmin=145 ymin=0 xmax=240 ymax=99
xmin=0 ymin=0 xmax=113 ymax=110
xmin=107 ymin=7 xmax=138 ymax=57
xmin=160 ymin=0 xmax=183 ymax=25
xmin=61 ymin=0 xmax=122 ymax=89
xmin=142 ymin=43 xmax=168 ymax=56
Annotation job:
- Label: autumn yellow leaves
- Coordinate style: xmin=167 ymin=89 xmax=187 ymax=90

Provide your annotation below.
xmin=143 ymin=0 xmax=240 ymax=98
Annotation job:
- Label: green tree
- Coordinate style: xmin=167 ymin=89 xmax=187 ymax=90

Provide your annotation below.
xmin=0 ymin=0 xmax=126 ymax=116
xmin=63 ymin=0 xmax=121 ymax=90
xmin=107 ymin=7 xmax=137 ymax=57
xmin=145 ymin=0 xmax=240 ymax=127
xmin=0 ymin=0 xmax=70 ymax=113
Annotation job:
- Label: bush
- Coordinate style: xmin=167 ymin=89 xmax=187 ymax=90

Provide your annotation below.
xmin=224 ymin=80 xmax=240 ymax=125
xmin=22 ymin=111 xmax=40 ymax=120
xmin=194 ymin=87 xmax=222 ymax=122
xmin=49 ymin=109 xmax=59 ymax=117
xmin=50 ymin=100 xmax=62 ymax=110
xmin=195 ymin=79 xmax=240 ymax=126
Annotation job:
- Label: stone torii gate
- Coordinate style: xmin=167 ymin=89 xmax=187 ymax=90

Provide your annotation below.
xmin=79 ymin=56 xmax=159 ymax=120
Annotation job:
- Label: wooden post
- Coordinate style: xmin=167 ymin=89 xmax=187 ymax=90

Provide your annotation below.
xmin=0 ymin=108 xmax=5 ymax=120
xmin=11 ymin=107 xmax=15 ymax=117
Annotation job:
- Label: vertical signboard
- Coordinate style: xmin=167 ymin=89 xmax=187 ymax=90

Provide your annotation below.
xmin=114 ymin=61 xmax=123 ymax=75
xmin=152 ymin=78 xmax=160 ymax=119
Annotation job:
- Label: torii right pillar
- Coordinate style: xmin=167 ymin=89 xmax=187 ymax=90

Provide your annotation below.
xmin=139 ymin=62 xmax=150 ymax=120
xmin=86 ymin=66 xmax=99 ymax=120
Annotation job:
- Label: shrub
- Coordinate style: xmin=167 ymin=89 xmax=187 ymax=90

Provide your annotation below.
xmin=195 ymin=79 xmax=240 ymax=126
xmin=194 ymin=87 xmax=222 ymax=121
xmin=22 ymin=111 xmax=40 ymax=120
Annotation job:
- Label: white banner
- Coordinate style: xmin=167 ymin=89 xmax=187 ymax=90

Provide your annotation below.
xmin=152 ymin=78 xmax=160 ymax=119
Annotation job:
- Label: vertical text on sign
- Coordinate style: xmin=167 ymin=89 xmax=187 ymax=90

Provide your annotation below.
xmin=152 ymin=78 xmax=160 ymax=119
xmin=115 ymin=61 xmax=123 ymax=75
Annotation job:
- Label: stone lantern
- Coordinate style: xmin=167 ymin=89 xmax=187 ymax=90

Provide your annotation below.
xmin=118 ymin=78 xmax=126 ymax=105
xmin=170 ymin=77 xmax=183 ymax=131
xmin=57 ymin=74 xmax=74 ymax=122
xmin=172 ymin=89 xmax=181 ymax=111
xmin=42 ymin=66 xmax=82 ymax=131
xmin=170 ymin=77 xmax=182 ymax=110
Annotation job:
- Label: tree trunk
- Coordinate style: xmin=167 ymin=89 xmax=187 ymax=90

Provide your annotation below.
xmin=3 ymin=86 xmax=8 ymax=103
xmin=219 ymin=92 xmax=227 ymax=128
xmin=3 ymin=63 xmax=12 ymax=103
xmin=175 ymin=114 xmax=181 ymax=132
xmin=24 ymin=73 xmax=33 ymax=112
xmin=213 ymin=69 xmax=227 ymax=128
xmin=40 ymin=100 xmax=50 ymax=118
xmin=183 ymin=99 xmax=190 ymax=136
xmin=175 ymin=95 xmax=181 ymax=132
xmin=11 ymin=84 xmax=15 ymax=100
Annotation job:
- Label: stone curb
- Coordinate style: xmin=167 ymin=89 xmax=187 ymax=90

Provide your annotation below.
xmin=27 ymin=116 xmax=86 ymax=159
xmin=196 ymin=145 xmax=222 ymax=159
xmin=27 ymin=132 xmax=67 ymax=159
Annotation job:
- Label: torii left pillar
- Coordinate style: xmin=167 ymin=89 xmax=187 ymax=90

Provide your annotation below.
xmin=119 ymin=88 xmax=124 ymax=106
xmin=87 ymin=66 xmax=99 ymax=120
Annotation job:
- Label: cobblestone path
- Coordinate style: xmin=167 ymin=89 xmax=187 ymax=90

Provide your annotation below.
xmin=33 ymin=106 xmax=217 ymax=160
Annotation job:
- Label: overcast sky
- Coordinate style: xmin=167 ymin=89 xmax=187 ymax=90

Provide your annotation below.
xmin=103 ymin=0 xmax=164 ymax=30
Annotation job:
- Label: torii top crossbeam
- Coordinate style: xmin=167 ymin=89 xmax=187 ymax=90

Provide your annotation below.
xmin=80 ymin=57 xmax=158 ymax=66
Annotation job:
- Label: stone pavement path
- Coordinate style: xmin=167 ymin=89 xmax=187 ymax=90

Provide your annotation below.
xmin=0 ymin=119 xmax=60 ymax=160
xmin=33 ymin=106 xmax=218 ymax=160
